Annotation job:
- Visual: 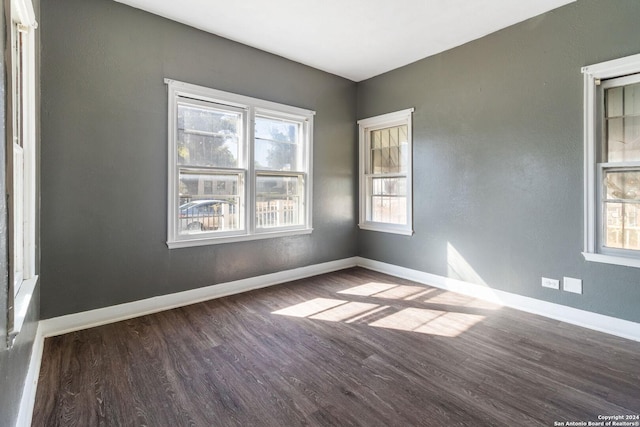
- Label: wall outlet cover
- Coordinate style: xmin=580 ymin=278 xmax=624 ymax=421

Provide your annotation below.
xmin=563 ymin=277 xmax=583 ymax=294
xmin=541 ymin=277 xmax=560 ymax=289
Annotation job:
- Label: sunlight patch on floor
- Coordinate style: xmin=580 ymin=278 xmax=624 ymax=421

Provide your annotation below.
xmin=272 ymin=298 xmax=386 ymax=323
xmin=272 ymin=298 xmax=347 ymax=318
xmin=273 ymin=272 xmax=493 ymax=336
xmin=338 ymin=282 xmax=396 ymax=296
xmin=339 ymin=282 xmax=436 ymax=300
xmin=309 ymin=301 xmax=380 ymax=322
xmin=370 ymin=308 xmax=485 ymax=337
xmin=344 ymin=305 xmax=390 ymax=324
xmin=273 ymin=299 xmax=485 ymax=337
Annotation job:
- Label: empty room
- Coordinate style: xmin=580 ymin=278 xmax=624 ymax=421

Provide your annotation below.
xmin=1 ymin=0 xmax=640 ymax=425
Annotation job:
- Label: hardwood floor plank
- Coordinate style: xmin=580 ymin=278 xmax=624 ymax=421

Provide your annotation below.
xmin=32 ymin=268 xmax=640 ymax=426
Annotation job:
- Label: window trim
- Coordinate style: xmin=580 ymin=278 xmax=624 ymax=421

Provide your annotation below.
xmin=358 ymin=108 xmax=414 ymax=236
xmin=165 ymin=79 xmax=314 ymax=248
xmin=6 ymin=0 xmax=38 ymax=345
xmin=582 ymin=52 xmax=640 ymax=268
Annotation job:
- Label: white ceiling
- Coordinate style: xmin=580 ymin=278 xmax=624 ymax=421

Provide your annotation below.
xmin=114 ymin=0 xmax=575 ymax=82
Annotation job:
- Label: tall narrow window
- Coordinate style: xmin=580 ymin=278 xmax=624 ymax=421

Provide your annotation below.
xmin=600 ymin=77 xmax=640 ymax=252
xmin=7 ymin=0 xmax=38 ymax=343
xmin=166 ymin=80 xmax=314 ymax=248
xmin=583 ymin=53 xmax=640 ymax=268
xmin=255 ymin=114 xmax=306 ymax=229
xmin=176 ymin=100 xmax=245 ymax=235
xmin=358 ymin=109 xmax=414 ymax=235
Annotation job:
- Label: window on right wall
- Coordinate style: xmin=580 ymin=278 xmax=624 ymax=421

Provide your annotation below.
xmin=358 ymin=108 xmax=414 ymax=236
xmin=582 ymin=53 xmax=640 ymax=268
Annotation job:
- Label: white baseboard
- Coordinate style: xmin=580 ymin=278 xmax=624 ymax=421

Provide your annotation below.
xmin=355 ymin=257 xmax=640 ymax=342
xmin=17 ymin=257 xmax=357 ymax=427
xmin=39 ymin=257 xmax=359 ymax=338
xmin=15 ymin=323 xmax=45 ymax=427
xmin=20 ymin=255 xmax=640 ymax=427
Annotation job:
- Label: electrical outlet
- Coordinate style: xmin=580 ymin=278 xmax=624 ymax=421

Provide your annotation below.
xmin=541 ymin=277 xmax=560 ymax=289
xmin=563 ymin=277 xmax=582 ymax=294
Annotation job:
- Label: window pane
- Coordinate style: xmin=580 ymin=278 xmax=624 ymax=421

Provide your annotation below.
xmin=177 ymin=104 xmax=241 ymax=167
xmin=604 ymin=202 xmax=640 ymax=251
xmin=13 ymin=145 xmax=24 ymax=287
xmin=606 ymin=86 xmax=623 ymax=118
xmin=372 ymin=130 xmax=382 ymax=149
xmin=607 ymin=116 xmax=640 ymax=162
xmin=372 ymin=177 xmax=407 ymax=196
xmin=15 ymin=27 xmax=24 ymax=148
xmin=606 ymin=82 xmax=640 ymax=162
xmin=255 ymin=116 xmax=300 ymax=171
xmin=624 ymin=82 xmax=640 ymax=116
xmin=256 ymin=175 xmax=303 ymax=228
xmin=370 ymin=177 xmax=407 ymax=224
xmin=371 ymin=148 xmax=384 ymax=174
xmin=13 ymin=24 xmax=27 ymax=291
xmin=178 ymin=171 xmax=242 ymax=234
xmin=371 ymin=125 xmax=408 ymax=173
xmin=604 ymin=170 xmax=640 ymax=200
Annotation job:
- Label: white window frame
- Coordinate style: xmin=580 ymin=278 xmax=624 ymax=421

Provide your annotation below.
xmin=7 ymin=0 xmax=38 ymax=345
xmin=165 ymin=79 xmax=314 ymax=248
xmin=582 ymin=52 xmax=640 ymax=268
xmin=358 ymin=108 xmax=414 ymax=236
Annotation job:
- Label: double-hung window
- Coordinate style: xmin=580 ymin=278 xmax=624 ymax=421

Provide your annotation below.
xmin=7 ymin=0 xmax=37 ymax=344
xmin=166 ymin=80 xmax=314 ymax=248
xmin=358 ymin=109 xmax=414 ymax=235
xmin=582 ymin=53 xmax=640 ymax=268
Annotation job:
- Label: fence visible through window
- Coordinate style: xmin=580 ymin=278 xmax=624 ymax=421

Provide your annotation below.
xmin=256 ymin=199 xmax=299 ymax=228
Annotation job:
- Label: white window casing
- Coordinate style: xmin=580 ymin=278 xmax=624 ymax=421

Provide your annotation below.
xmin=582 ymin=53 xmax=640 ymax=268
xmin=358 ymin=108 xmax=414 ymax=236
xmin=165 ymin=79 xmax=314 ymax=248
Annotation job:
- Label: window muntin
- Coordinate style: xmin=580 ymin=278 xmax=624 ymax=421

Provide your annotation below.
xmin=358 ymin=109 xmax=414 ymax=235
xmin=166 ymin=80 xmax=314 ymax=248
xmin=582 ymin=53 xmax=640 ymax=268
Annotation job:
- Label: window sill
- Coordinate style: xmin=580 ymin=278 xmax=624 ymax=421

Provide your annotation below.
xmin=358 ymin=223 xmax=413 ymax=236
xmin=167 ymin=227 xmax=313 ymax=249
xmin=582 ymin=252 xmax=640 ymax=269
xmin=8 ymin=275 xmax=38 ymax=347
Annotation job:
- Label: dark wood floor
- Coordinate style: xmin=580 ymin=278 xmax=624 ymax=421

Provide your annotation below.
xmin=32 ymin=268 xmax=640 ymax=426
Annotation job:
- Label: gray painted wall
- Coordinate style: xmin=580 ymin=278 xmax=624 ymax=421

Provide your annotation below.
xmin=357 ymin=0 xmax=640 ymax=323
xmin=40 ymin=0 xmax=357 ymax=318
xmin=40 ymin=0 xmax=640 ymax=325
xmin=0 ymin=0 xmax=41 ymax=424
